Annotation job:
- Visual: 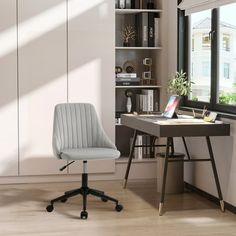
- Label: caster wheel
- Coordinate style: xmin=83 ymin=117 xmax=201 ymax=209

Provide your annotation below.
xmin=101 ymin=198 xmax=108 ymax=202
xmin=61 ymin=198 xmax=67 ymax=203
xmin=80 ymin=211 xmax=88 ymax=219
xmin=46 ymin=205 xmax=54 ymax=212
xmin=115 ymin=204 xmax=123 ymax=212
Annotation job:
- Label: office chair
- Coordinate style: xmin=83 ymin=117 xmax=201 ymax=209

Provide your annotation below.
xmin=46 ymin=103 xmax=123 ymax=219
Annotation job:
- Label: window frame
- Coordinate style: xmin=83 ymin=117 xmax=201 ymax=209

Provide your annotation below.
xmin=178 ymin=5 xmax=236 ymax=114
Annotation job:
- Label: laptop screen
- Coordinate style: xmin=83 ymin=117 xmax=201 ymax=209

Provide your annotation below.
xmin=162 ymin=96 xmax=181 ymax=118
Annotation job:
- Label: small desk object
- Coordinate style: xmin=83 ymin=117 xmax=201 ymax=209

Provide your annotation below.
xmin=121 ymin=114 xmax=230 ymax=215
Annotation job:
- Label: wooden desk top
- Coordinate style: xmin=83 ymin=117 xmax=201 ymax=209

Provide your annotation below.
xmin=121 ymin=114 xmax=230 ymax=137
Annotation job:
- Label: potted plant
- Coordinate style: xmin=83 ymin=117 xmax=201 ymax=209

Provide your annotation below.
xmin=167 ymin=70 xmax=194 ymax=97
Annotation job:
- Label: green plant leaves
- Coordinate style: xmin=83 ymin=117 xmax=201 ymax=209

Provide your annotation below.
xmin=167 ymin=70 xmax=194 ymax=96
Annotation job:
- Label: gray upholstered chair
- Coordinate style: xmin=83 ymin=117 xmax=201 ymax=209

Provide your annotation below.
xmin=46 ymin=103 xmax=123 ymax=219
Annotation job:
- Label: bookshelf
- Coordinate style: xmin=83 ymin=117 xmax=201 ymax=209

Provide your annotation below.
xmin=115 ymin=46 xmax=161 ymax=50
xmin=116 ymin=156 xmax=157 ymax=164
xmin=115 ymin=9 xmax=162 ymax=14
xmin=115 ymin=0 xmax=162 ymax=162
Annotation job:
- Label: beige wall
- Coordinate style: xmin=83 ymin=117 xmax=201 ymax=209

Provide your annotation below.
xmin=159 ymin=0 xmax=178 ymax=110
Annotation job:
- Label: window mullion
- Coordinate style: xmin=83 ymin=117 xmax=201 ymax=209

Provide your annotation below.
xmin=210 ymin=8 xmax=219 ymax=109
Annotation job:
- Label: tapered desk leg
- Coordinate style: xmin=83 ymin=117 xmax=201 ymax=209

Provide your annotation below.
xmin=206 ymin=136 xmax=225 ymax=212
xmin=123 ymin=130 xmax=138 ymax=189
xmin=159 ymin=137 xmax=171 ymax=216
xmin=182 ymin=137 xmax=191 ymax=160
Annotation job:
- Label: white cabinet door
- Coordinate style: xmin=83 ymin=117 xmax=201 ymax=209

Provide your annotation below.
xmin=0 ymin=0 xmax=18 ymax=176
xmin=68 ymin=0 xmax=116 ymax=174
xmin=18 ymin=0 xmax=67 ymax=175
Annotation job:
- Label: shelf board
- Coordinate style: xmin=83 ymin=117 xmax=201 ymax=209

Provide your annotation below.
xmin=115 ymin=123 xmax=123 ymax=126
xmin=115 ymin=9 xmax=162 ymax=14
xmin=116 ymin=156 xmax=157 ymax=164
xmin=115 ymin=46 xmax=161 ymax=50
xmin=116 ymin=85 xmax=161 ymax=89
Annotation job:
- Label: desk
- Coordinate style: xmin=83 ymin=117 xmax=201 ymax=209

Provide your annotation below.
xmin=121 ymin=114 xmax=230 ymax=215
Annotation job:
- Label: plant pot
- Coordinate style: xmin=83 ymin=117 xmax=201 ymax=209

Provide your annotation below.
xmin=123 ymin=41 xmax=130 ymax=47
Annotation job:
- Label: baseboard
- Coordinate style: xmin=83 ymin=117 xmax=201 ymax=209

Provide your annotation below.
xmin=184 ymin=182 xmax=236 ymax=214
xmin=0 ymin=161 xmax=158 ymax=185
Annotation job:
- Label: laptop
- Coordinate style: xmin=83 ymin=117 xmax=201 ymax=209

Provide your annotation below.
xmin=156 ymin=95 xmax=181 ymax=119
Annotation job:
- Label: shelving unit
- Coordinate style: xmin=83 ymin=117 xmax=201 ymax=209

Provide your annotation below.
xmin=116 ymin=156 xmax=157 ymax=164
xmin=115 ymin=46 xmax=161 ymax=50
xmin=116 ymin=85 xmax=161 ymax=88
xmin=115 ymin=9 xmax=162 ymax=14
xmin=115 ymin=0 xmax=162 ymax=162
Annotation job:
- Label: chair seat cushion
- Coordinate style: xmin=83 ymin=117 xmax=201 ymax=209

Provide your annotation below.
xmin=60 ymin=148 xmax=120 ymax=161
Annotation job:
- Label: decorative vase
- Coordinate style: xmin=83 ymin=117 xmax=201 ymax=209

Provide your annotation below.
xmin=123 ymin=41 xmax=130 ymax=47
xmin=126 ymin=97 xmax=132 ymax=113
xmin=118 ymin=0 xmax=126 ymax=9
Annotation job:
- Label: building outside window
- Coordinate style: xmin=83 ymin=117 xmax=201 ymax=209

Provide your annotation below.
xmin=202 ymin=61 xmax=210 ymax=77
xmin=202 ymin=33 xmax=211 ymax=49
xmin=223 ymin=34 xmax=230 ymax=51
xmin=223 ymin=63 xmax=230 ymax=79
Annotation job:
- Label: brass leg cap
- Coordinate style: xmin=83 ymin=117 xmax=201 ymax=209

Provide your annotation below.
xmin=123 ymin=179 xmax=127 ymax=189
xmin=159 ymin=202 xmax=164 ymax=216
xmin=220 ymin=200 xmax=225 ymax=212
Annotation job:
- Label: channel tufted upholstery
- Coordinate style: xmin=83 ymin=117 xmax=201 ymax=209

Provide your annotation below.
xmin=52 ymin=103 xmax=120 ymax=160
xmin=47 ymin=103 xmax=123 ymax=218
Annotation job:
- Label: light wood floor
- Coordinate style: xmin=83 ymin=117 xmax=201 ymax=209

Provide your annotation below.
xmin=0 ymin=179 xmax=236 ymax=236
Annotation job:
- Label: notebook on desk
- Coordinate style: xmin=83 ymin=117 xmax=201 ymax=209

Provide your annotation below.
xmin=156 ymin=95 xmax=181 ymax=119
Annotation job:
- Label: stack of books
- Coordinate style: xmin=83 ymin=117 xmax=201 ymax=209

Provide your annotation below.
xmin=116 ymin=73 xmax=140 ymax=85
xmin=130 ymin=134 xmax=155 ymax=160
xmin=136 ymin=12 xmax=159 ymax=47
xmin=136 ymin=89 xmax=154 ymax=112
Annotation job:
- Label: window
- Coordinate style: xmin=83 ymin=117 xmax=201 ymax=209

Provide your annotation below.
xmin=223 ymin=63 xmax=230 ymax=79
xmin=202 ymin=34 xmax=211 ymax=49
xmin=179 ymin=2 xmax=236 ymax=113
xmin=189 ymin=10 xmax=212 ymax=102
xmin=223 ymin=34 xmax=230 ymax=51
xmin=202 ymin=61 xmax=210 ymax=77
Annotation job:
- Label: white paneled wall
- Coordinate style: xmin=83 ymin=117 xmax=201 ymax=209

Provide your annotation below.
xmin=0 ymin=0 xmax=18 ymax=176
xmin=18 ymin=0 xmax=68 ymax=175
xmin=67 ymin=0 xmax=115 ymax=141
xmin=0 ymin=0 xmax=115 ymax=179
xmin=67 ymin=0 xmax=115 ymax=174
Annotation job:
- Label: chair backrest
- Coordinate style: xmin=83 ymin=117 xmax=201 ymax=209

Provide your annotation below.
xmin=52 ymin=103 xmax=116 ymax=158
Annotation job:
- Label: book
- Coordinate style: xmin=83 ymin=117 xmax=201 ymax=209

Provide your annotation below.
xmin=116 ymin=81 xmax=140 ymax=86
xmin=142 ymin=89 xmax=154 ymax=112
xmin=131 ymin=0 xmax=137 ymax=8
xmin=116 ymin=76 xmax=140 ymax=85
xmin=131 ymin=136 xmax=141 ymax=159
xmin=136 ymin=135 xmax=143 ymax=160
xmin=126 ymin=0 xmax=131 ymax=8
xmin=154 ymin=17 xmax=160 ymax=47
xmin=116 ymin=73 xmax=137 ymax=78
xmin=148 ymin=13 xmax=155 ymax=47
xmin=136 ymin=12 xmax=148 ymax=47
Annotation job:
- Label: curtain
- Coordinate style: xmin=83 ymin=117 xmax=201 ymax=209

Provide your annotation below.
xmin=178 ymin=0 xmax=236 ymax=15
